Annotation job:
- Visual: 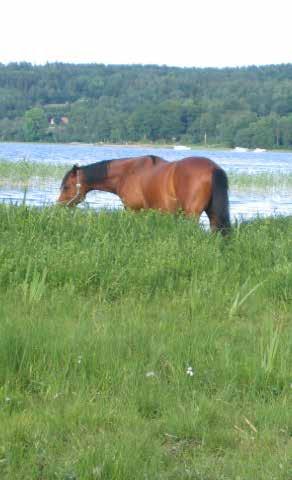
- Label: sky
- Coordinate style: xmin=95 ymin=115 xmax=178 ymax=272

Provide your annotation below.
xmin=1 ymin=0 xmax=291 ymax=68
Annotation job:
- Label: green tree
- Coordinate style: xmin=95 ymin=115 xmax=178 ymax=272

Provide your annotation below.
xmin=23 ymin=107 xmax=48 ymax=141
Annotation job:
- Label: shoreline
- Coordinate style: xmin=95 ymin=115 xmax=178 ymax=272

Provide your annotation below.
xmin=1 ymin=140 xmax=292 ymax=153
xmin=0 ymin=140 xmax=229 ymax=150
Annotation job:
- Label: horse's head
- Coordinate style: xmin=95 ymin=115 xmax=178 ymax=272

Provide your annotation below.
xmin=58 ymin=164 xmax=86 ymax=206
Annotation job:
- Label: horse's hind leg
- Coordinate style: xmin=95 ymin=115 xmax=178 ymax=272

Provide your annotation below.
xmin=205 ymin=206 xmax=219 ymax=233
xmin=182 ymin=193 xmax=209 ymax=222
xmin=185 ymin=201 xmax=226 ymax=233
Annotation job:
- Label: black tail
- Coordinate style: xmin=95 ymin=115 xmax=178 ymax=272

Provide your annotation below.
xmin=208 ymin=168 xmax=231 ymax=235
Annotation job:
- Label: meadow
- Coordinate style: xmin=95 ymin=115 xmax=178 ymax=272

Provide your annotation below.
xmin=0 ymin=203 xmax=292 ymax=479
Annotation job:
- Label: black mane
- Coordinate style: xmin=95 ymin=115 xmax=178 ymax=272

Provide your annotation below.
xmin=148 ymin=154 xmax=160 ymax=165
xmin=63 ymin=155 xmax=160 ymax=187
xmin=82 ymin=160 xmax=112 ymax=185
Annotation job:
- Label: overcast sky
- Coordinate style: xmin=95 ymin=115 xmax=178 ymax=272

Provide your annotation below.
xmin=1 ymin=0 xmax=291 ymax=68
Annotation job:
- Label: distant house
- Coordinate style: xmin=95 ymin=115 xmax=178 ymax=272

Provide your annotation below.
xmin=61 ymin=116 xmax=69 ymax=125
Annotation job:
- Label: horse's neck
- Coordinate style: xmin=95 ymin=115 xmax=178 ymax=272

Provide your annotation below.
xmin=106 ymin=158 xmax=136 ymax=193
xmin=86 ymin=158 xmax=133 ymax=194
xmin=87 ymin=156 xmax=164 ymax=194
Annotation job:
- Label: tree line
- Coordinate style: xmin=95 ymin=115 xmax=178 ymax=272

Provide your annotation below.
xmin=1 ymin=62 xmax=292 ymax=148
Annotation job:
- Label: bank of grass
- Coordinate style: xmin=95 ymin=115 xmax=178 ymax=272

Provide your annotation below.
xmin=2 ymin=158 xmax=292 ymax=191
xmin=0 ymin=205 xmax=292 ymax=479
xmin=0 ymin=159 xmax=68 ymax=186
xmin=229 ymin=171 xmax=292 ymax=190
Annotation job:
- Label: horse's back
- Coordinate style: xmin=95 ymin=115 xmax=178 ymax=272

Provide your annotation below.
xmin=133 ymin=155 xmax=167 ymax=171
xmin=174 ymin=156 xmax=219 ymax=172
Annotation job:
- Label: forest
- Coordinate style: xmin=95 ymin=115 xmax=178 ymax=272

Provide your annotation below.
xmin=1 ymin=62 xmax=292 ymax=148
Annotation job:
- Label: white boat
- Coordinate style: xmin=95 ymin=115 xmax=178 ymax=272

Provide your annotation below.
xmin=253 ymin=148 xmax=266 ymax=153
xmin=233 ymin=147 xmax=249 ymax=152
xmin=173 ymin=145 xmax=191 ymax=151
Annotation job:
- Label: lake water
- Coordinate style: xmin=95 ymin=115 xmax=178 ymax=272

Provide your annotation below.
xmin=1 ymin=142 xmax=292 ymax=224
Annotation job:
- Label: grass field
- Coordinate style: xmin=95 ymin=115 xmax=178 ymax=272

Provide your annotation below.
xmin=0 ymin=204 xmax=292 ymax=479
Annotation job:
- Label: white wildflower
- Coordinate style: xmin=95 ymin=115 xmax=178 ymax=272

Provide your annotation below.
xmin=145 ymin=371 xmax=156 ymax=377
xmin=92 ymin=465 xmax=102 ymax=478
xmin=186 ymin=366 xmax=194 ymax=377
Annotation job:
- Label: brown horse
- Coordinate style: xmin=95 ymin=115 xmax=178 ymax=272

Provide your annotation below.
xmin=58 ymin=155 xmax=231 ymax=233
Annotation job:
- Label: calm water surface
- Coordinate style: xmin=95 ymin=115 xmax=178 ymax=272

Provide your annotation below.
xmin=1 ymin=142 xmax=292 ymax=223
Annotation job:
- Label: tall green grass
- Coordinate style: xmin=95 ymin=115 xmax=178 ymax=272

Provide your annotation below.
xmin=0 ymin=206 xmax=292 ymax=479
xmin=0 ymin=159 xmax=67 ymax=186
xmin=229 ymin=171 xmax=292 ymax=189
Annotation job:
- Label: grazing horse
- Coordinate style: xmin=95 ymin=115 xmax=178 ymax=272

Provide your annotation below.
xmin=58 ymin=155 xmax=231 ymax=234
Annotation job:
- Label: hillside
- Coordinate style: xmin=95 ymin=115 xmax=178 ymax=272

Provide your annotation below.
xmin=1 ymin=62 xmax=292 ymax=148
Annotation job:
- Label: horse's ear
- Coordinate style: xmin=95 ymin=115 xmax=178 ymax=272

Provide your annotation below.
xmin=72 ymin=164 xmax=79 ymax=174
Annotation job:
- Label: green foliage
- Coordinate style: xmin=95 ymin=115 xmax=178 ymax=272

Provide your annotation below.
xmin=1 ymin=62 xmax=292 ymax=147
xmin=23 ymin=107 xmax=48 ymax=142
xmin=0 ymin=205 xmax=292 ymax=478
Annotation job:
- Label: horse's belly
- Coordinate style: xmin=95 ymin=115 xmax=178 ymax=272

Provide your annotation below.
xmin=119 ymin=188 xmax=145 ymax=210
xmin=143 ymin=166 xmax=179 ymax=212
xmin=119 ymin=164 xmax=179 ymax=212
xmin=146 ymin=194 xmax=179 ymax=212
